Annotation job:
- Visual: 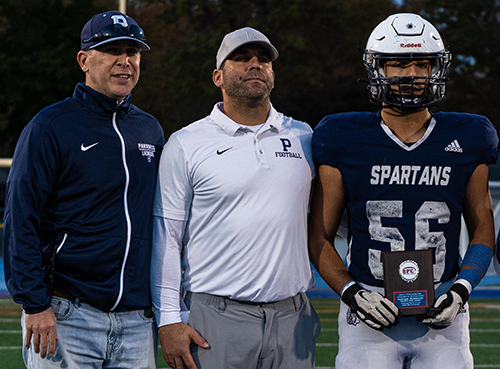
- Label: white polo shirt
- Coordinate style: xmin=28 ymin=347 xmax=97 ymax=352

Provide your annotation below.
xmin=152 ymin=102 xmax=314 ymax=308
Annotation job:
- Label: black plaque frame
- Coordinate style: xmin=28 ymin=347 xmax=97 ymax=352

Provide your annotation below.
xmin=383 ymin=249 xmax=434 ymax=316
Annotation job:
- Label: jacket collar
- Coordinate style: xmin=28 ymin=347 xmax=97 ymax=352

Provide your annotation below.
xmin=73 ymin=82 xmax=132 ymax=115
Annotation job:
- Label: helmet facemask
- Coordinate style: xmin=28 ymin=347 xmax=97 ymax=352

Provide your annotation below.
xmin=361 ymin=13 xmax=452 ymax=113
xmin=363 ymin=51 xmax=451 ymax=112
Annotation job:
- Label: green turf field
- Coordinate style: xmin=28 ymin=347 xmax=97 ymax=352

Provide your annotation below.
xmin=1 ymin=297 xmax=499 ymax=368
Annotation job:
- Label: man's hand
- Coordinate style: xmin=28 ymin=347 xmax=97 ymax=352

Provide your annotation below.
xmin=423 ymin=283 xmax=469 ymax=329
xmin=24 ymin=307 xmax=58 ymax=358
xmin=342 ymin=283 xmax=401 ymax=331
xmin=159 ymin=322 xmax=209 ymax=369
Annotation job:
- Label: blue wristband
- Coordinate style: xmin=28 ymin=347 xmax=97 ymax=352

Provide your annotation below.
xmin=341 ymin=280 xmax=357 ymax=297
xmin=457 ymin=243 xmax=493 ymax=289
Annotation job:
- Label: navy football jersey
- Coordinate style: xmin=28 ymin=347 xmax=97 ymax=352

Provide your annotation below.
xmin=313 ymin=111 xmax=498 ymax=287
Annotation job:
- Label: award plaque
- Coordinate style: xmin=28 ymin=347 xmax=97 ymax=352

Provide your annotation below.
xmin=382 ymin=249 xmax=434 ymax=316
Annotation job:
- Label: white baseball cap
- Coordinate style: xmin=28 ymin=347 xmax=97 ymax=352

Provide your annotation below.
xmin=216 ymin=27 xmax=279 ymax=69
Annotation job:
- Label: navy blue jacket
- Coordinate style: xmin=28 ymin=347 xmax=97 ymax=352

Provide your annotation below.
xmin=3 ymin=83 xmax=165 ymax=313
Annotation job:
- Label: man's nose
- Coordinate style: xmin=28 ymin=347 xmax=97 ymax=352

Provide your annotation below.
xmin=405 ymin=64 xmax=419 ymax=76
xmin=116 ymin=53 xmax=130 ymax=67
xmin=247 ymin=56 xmax=261 ymax=69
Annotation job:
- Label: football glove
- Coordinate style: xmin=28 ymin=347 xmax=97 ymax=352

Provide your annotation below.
xmin=341 ymin=283 xmax=401 ymax=331
xmin=423 ymin=283 xmax=469 ymax=330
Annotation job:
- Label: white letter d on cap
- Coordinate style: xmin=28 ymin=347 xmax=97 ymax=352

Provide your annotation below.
xmin=111 ymin=15 xmax=128 ymax=27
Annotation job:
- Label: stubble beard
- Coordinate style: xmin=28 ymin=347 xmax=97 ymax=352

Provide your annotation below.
xmin=223 ymin=73 xmax=274 ymax=108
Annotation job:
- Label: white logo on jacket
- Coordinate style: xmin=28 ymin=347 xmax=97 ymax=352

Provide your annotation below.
xmin=81 ymin=142 xmax=99 ymax=151
xmin=138 ymin=143 xmax=155 ymax=162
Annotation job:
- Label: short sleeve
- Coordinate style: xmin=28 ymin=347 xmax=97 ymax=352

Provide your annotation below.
xmin=152 ymin=134 xmax=193 ymax=221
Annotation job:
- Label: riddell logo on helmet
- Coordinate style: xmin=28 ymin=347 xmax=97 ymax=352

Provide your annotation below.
xmin=400 ymin=43 xmax=422 ymax=48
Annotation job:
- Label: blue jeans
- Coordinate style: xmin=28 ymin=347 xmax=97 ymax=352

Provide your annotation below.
xmin=22 ymin=297 xmax=157 ymax=369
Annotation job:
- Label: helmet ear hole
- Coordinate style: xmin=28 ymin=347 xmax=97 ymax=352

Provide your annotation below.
xmin=361 ymin=13 xmax=451 ymax=111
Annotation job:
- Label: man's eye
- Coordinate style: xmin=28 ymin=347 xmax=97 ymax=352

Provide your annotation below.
xmin=126 ymin=49 xmax=140 ymax=56
xmin=259 ymin=57 xmax=270 ymax=63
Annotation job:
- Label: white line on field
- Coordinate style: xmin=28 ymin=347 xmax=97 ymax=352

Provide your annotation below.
xmin=315 ymin=343 xmax=500 ymax=348
xmin=318 ymin=328 xmax=500 ymax=333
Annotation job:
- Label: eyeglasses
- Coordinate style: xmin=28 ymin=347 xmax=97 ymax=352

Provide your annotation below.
xmin=82 ymin=24 xmax=146 ymax=44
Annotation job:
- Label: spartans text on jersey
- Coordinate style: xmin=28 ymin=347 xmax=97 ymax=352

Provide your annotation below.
xmin=370 ymin=165 xmax=451 ymax=186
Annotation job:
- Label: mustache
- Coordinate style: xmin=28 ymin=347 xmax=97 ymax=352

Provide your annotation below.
xmin=243 ymin=72 xmax=266 ymax=81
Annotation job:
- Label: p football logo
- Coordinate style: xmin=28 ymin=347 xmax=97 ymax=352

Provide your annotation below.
xmin=275 ymin=138 xmax=303 ymax=159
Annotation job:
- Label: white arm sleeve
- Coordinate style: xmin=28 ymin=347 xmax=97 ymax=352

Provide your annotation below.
xmin=151 ymin=215 xmax=186 ymax=327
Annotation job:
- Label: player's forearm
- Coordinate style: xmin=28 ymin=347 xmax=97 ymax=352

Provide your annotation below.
xmin=463 ymin=164 xmax=495 ymax=248
xmin=463 ymin=198 xmax=494 ymax=249
xmin=309 ymin=237 xmax=352 ymax=295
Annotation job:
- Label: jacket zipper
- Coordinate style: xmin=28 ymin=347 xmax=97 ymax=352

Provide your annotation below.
xmin=110 ymin=106 xmax=132 ymax=311
xmin=56 ymin=233 xmax=68 ymax=254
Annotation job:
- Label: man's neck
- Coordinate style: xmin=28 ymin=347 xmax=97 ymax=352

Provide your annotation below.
xmin=221 ymin=98 xmax=271 ymax=126
xmin=381 ymin=107 xmax=432 ymax=143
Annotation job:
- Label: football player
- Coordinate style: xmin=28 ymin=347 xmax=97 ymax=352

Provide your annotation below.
xmin=309 ymin=13 xmax=498 ymax=368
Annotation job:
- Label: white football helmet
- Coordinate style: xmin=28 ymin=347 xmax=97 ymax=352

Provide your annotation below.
xmin=362 ymin=13 xmax=452 ymax=111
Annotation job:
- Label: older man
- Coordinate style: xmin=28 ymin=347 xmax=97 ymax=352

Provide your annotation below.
xmin=4 ymin=10 xmax=164 ymax=368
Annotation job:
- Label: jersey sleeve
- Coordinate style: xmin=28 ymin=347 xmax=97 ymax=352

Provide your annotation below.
xmin=312 ymin=115 xmax=342 ymax=168
xmin=152 ymin=133 xmax=193 ymax=221
xmin=477 ymin=115 xmax=498 ymax=166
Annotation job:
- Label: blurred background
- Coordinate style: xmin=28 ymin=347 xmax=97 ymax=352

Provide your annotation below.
xmin=1 ymin=0 xmax=500 ymax=154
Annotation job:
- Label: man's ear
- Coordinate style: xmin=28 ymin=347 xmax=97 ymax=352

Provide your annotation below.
xmin=77 ymin=50 xmax=90 ymax=73
xmin=212 ymin=69 xmax=223 ymax=88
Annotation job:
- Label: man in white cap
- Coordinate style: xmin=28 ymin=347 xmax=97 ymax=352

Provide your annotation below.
xmin=4 ymin=10 xmax=164 ymax=368
xmin=151 ymin=27 xmax=320 ymax=368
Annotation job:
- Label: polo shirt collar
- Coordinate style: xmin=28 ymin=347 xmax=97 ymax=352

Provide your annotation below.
xmin=211 ymin=102 xmax=284 ymax=136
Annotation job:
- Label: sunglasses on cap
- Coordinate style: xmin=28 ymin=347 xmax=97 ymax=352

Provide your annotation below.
xmin=82 ymin=24 xmax=146 ymax=44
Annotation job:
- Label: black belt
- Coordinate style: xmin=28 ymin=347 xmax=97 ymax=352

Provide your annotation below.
xmin=52 ymin=285 xmax=78 ymax=302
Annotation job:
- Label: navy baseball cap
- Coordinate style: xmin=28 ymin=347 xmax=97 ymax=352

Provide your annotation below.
xmin=81 ymin=11 xmax=150 ymax=51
